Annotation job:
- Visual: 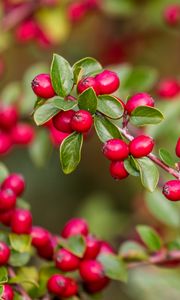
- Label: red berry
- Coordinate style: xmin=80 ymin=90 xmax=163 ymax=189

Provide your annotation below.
xmin=68 ymin=3 xmax=87 ymax=22
xmin=62 ymin=277 xmax=78 ymax=298
xmin=37 ymin=238 xmax=54 ymax=260
xmin=77 ymin=76 xmax=100 ymax=95
xmin=16 ymin=19 xmax=38 ymax=42
xmin=163 ymin=180 xmax=180 ymax=201
xmin=157 ymin=79 xmax=180 ymax=99
xmin=61 ymin=218 xmax=89 ymax=238
xmin=11 ymin=209 xmax=32 ymax=234
xmin=11 ymin=123 xmax=35 ymax=145
xmin=52 ymin=110 xmax=75 ymax=133
xmin=80 ymin=260 xmax=106 ymax=282
xmin=129 ymin=135 xmax=154 ymax=158
xmin=54 ymin=248 xmax=80 ymax=272
xmin=0 ymin=132 xmax=12 ymax=155
xmin=103 ymin=139 xmax=129 ymax=161
xmin=71 ymin=110 xmax=93 ymax=133
xmin=2 ymin=173 xmax=25 ymax=196
xmin=0 ymin=209 xmax=14 ymax=226
xmin=0 ymin=242 xmax=10 ymax=266
xmin=164 ymin=5 xmax=180 ymax=26
xmin=95 ymin=70 xmax=120 ymax=95
xmin=110 ymin=161 xmax=129 ymax=180
xmin=0 ymin=189 xmax=16 ymax=211
xmin=125 ymin=93 xmax=155 ymax=115
xmin=1 ymin=284 xmax=14 ymax=300
xmin=0 ymin=105 xmax=18 ymax=130
xmin=48 ymin=120 xmax=70 ymax=146
xmin=30 ymin=226 xmax=51 ymax=248
xmin=84 ymin=235 xmax=101 ymax=260
xmin=99 ymin=241 xmax=115 ymax=254
xmin=175 ymin=138 xmax=180 ymax=158
xmin=84 ymin=277 xmax=110 ymax=294
xmin=47 ymin=274 xmax=68 ymax=296
xmin=31 ymin=74 xmax=55 ymax=98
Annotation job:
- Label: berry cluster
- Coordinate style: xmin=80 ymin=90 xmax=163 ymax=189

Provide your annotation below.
xmin=0 ymin=104 xmax=34 ymax=155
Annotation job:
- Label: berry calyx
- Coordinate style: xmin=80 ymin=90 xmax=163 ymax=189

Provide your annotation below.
xmin=157 ymin=79 xmax=180 ymax=99
xmin=79 ymin=260 xmax=106 ymax=282
xmin=71 ymin=110 xmax=93 ymax=133
xmin=95 ymin=70 xmax=120 ymax=94
xmin=61 ymin=218 xmax=89 ymax=238
xmin=1 ymin=284 xmax=14 ymax=300
xmin=31 ymin=74 xmax=55 ymax=98
xmin=11 ymin=123 xmax=35 ymax=145
xmin=0 ymin=105 xmax=18 ymax=130
xmin=52 ymin=110 xmax=75 ymax=133
xmin=2 ymin=173 xmax=25 ymax=196
xmin=0 ymin=242 xmax=10 ymax=266
xmin=175 ymin=138 xmax=180 ymax=158
xmin=11 ymin=209 xmax=32 ymax=234
xmin=77 ymin=76 xmax=100 ymax=95
xmin=129 ymin=135 xmax=154 ymax=158
xmin=125 ymin=93 xmax=155 ymax=115
xmin=83 ymin=235 xmax=101 ymax=260
xmin=30 ymin=226 xmax=51 ymax=248
xmin=163 ymin=180 xmax=180 ymax=201
xmin=54 ymin=248 xmax=80 ymax=272
xmin=0 ymin=189 xmax=16 ymax=211
xmin=103 ymin=139 xmax=129 ymax=161
xmin=110 ymin=161 xmax=129 ymax=180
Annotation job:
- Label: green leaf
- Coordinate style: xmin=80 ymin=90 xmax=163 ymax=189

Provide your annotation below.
xmin=60 ymin=132 xmax=83 ymax=174
xmin=98 ymin=253 xmax=127 ymax=282
xmin=124 ymin=156 xmax=140 ymax=177
xmin=34 ymin=100 xmax=60 ymax=125
xmin=78 ymin=87 xmax=97 ymax=114
xmin=9 ymin=251 xmax=31 ymax=267
xmin=72 ymin=57 xmax=102 ymax=82
xmin=97 ymin=95 xmax=124 ymax=119
xmin=136 ymin=157 xmax=159 ymax=192
xmin=1 ymin=81 xmax=21 ymax=105
xmin=59 ymin=235 xmax=86 ymax=258
xmin=94 ymin=115 xmax=122 ymax=143
xmin=119 ymin=241 xmax=148 ymax=261
xmin=9 ymin=267 xmax=39 ymax=288
xmin=34 ymin=97 xmax=47 ymax=110
xmin=0 ymin=285 xmax=4 ymax=298
xmin=136 ymin=225 xmax=162 ymax=252
xmin=0 ymin=267 xmax=8 ymax=284
xmin=50 ymin=54 xmax=74 ymax=97
xmin=159 ymin=148 xmax=177 ymax=168
xmin=17 ymin=198 xmax=31 ymax=210
xmin=130 ymin=106 xmax=164 ymax=126
xmin=53 ymin=96 xmax=77 ymax=111
xmin=9 ymin=234 xmax=32 ymax=253
xmin=0 ymin=163 xmax=9 ymax=184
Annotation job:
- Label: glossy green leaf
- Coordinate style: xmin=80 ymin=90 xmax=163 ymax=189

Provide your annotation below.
xmin=97 ymin=95 xmax=124 ymax=119
xmin=73 ymin=57 xmax=102 ymax=82
xmin=130 ymin=106 xmax=164 ymax=126
xmin=34 ymin=97 xmax=47 ymax=110
xmin=59 ymin=235 xmax=86 ymax=258
xmin=159 ymin=148 xmax=177 ymax=168
xmin=53 ymin=96 xmax=77 ymax=111
xmin=50 ymin=54 xmax=74 ymax=97
xmin=0 ymin=267 xmax=8 ymax=284
xmin=136 ymin=225 xmax=162 ymax=252
xmin=124 ymin=156 xmax=140 ymax=177
xmin=0 ymin=163 xmax=9 ymax=184
xmin=9 ymin=234 xmax=32 ymax=253
xmin=60 ymin=132 xmax=83 ymax=174
xmin=9 ymin=251 xmax=31 ymax=267
xmin=94 ymin=115 xmax=122 ymax=143
xmin=34 ymin=100 xmax=60 ymax=125
xmin=136 ymin=157 xmax=159 ymax=192
xmin=78 ymin=87 xmax=97 ymax=114
xmin=119 ymin=241 xmax=148 ymax=261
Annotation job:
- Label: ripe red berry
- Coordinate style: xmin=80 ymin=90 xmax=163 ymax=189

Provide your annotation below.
xmin=129 ymin=135 xmax=154 ymax=158
xmin=11 ymin=209 xmax=32 ymax=234
xmin=84 ymin=277 xmax=110 ymax=294
xmin=125 ymin=93 xmax=155 ymax=115
xmin=163 ymin=180 xmax=180 ymax=201
xmin=2 ymin=173 xmax=25 ymax=196
xmin=52 ymin=110 xmax=75 ymax=133
xmin=61 ymin=218 xmax=89 ymax=238
xmin=80 ymin=260 xmax=106 ymax=282
xmin=157 ymin=79 xmax=180 ymax=99
xmin=0 ymin=209 xmax=14 ymax=226
xmin=0 ymin=189 xmax=16 ymax=211
xmin=30 ymin=226 xmax=51 ymax=248
xmin=95 ymin=70 xmax=120 ymax=95
xmin=0 ymin=105 xmax=18 ymax=130
xmin=71 ymin=110 xmax=93 ymax=133
xmin=47 ymin=274 xmax=68 ymax=296
xmin=99 ymin=241 xmax=115 ymax=255
xmin=164 ymin=5 xmax=180 ymax=26
xmin=175 ymin=138 xmax=180 ymax=158
xmin=83 ymin=235 xmax=101 ymax=260
xmin=103 ymin=139 xmax=129 ymax=161
xmin=68 ymin=2 xmax=87 ymax=22
xmin=11 ymin=123 xmax=35 ymax=145
xmin=77 ymin=76 xmax=100 ymax=95
xmin=110 ymin=161 xmax=129 ymax=180
xmin=1 ymin=284 xmax=14 ymax=300
xmin=62 ymin=277 xmax=78 ymax=298
xmin=16 ymin=19 xmax=38 ymax=42
xmin=0 ymin=242 xmax=10 ymax=266
xmin=31 ymin=74 xmax=55 ymax=98
xmin=54 ymin=248 xmax=80 ymax=272
xmin=37 ymin=238 xmax=54 ymax=260
xmin=0 ymin=132 xmax=12 ymax=155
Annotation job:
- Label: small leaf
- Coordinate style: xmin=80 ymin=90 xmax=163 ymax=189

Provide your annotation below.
xmin=97 ymin=95 xmax=124 ymax=119
xmin=78 ymin=87 xmax=97 ymax=114
xmin=50 ymin=54 xmax=74 ymax=97
xmin=159 ymin=148 xmax=177 ymax=168
xmin=60 ymin=132 xmax=83 ymax=174
xmin=53 ymin=96 xmax=77 ymax=111
xmin=9 ymin=251 xmax=31 ymax=267
xmin=0 ymin=285 xmax=4 ymax=297
xmin=9 ymin=234 xmax=32 ymax=253
xmin=98 ymin=253 xmax=127 ymax=282
xmin=136 ymin=225 xmax=162 ymax=252
xmin=124 ymin=156 xmax=140 ymax=177
xmin=0 ymin=163 xmax=9 ymax=184
xmin=0 ymin=267 xmax=8 ymax=284
xmin=59 ymin=235 xmax=86 ymax=258
xmin=130 ymin=106 xmax=164 ymax=126
xmin=9 ymin=267 xmax=39 ymax=288
xmin=94 ymin=115 xmax=122 ymax=143
xmin=34 ymin=97 xmax=47 ymax=110
xmin=73 ymin=57 xmax=102 ymax=82
xmin=34 ymin=100 xmax=60 ymax=125
xmin=136 ymin=157 xmax=159 ymax=192
xmin=17 ymin=198 xmax=31 ymax=210
xmin=119 ymin=241 xmax=148 ymax=261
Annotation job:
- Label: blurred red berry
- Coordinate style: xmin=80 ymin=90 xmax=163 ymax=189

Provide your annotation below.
xmin=0 ymin=242 xmax=10 ymax=266
xmin=1 ymin=284 xmax=14 ymax=300
xmin=163 ymin=180 xmax=180 ymax=201
xmin=157 ymin=79 xmax=180 ymax=99
xmin=11 ymin=123 xmax=35 ymax=145
xmin=2 ymin=173 xmax=25 ymax=196
xmin=0 ymin=105 xmax=18 ymax=130
xmin=61 ymin=218 xmax=89 ymax=238
xmin=11 ymin=209 xmax=32 ymax=234
xmin=55 ymin=248 xmax=80 ymax=272
xmin=0 ymin=189 xmax=16 ymax=211
xmin=164 ymin=5 xmax=180 ymax=26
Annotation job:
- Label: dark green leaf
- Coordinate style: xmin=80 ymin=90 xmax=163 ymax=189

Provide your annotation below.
xmin=60 ymin=132 xmax=83 ymax=174
xmin=130 ymin=106 xmax=164 ymax=126
xmin=97 ymin=95 xmax=124 ymax=119
xmin=73 ymin=57 xmax=102 ymax=82
xmin=136 ymin=157 xmax=159 ymax=192
xmin=53 ymin=96 xmax=77 ymax=111
xmin=0 ymin=267 xmax=8 ymax=284
xmin=34 ymin=100 xmax=60 ymax=125
xmin=94 ymin=115 xmax=122 ymax=143
xmin=119 ymin=241 xmax=148 ymax=261
xmin=136 ymin=225 xmax=162 ymax=252
xmin=78 ymin=87 xmax=97 ymax=114
xmin=9 ymin=234 xmax=32 ymax=253
xmin=0 ymin=163 xmax=9 ymax=184
xmin=50 ymin=54 xmax=74 ymax=97
xmin=124 ymin=156 xmax=140 ymax=177
xmin=59 ymin=235 xmax=86 ymax=258
xmin=159 ymin=148 xmax=177 ymax=168
xmin=9 ymin=251 xmax=31 ymax=267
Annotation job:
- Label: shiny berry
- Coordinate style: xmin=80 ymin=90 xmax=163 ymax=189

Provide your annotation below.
xmin=1 ymin=284 xmax=14 ymax=300
xmin=0 ymin=209 xmax=14 ymax=226
xmin=80 ymin=260 xmax=106 ymax=282
xmin=129 ymin=135 xmax=154 ymax=158
xmin=37 ymin=238 xmax=54 ymax=260
xmin=84 ymin=277 xmax=110 ymax=294
xmin=164 ymin=5 xmax=180 ymax=26
xmin=52 ymin=110 xmax=75 ymax=133
xmin=84 ymin=235 xmax=101 ymax=260
xmin=0 ymin=242 xmax=10 ymax=266
xmin=61 ymin=218 xmax=89 ymax=238
xmin=175 ymin=138 xmax=180 ymax=158
xmin=62 ymin=277 xmax=78 ymax=298
xmin=99 ymin=241 xmax=115 ymax=254
xmin=77 ymin=76 xmax=100 ymax=95
xmin=31 ymin=74 xmax=55 ymax=98
xmin=2 ymin=173 xmax=25 ymax=196
xmin=0 ymin=133 xmax=12 ymax=155
xmin=47 ymin=274 xmax=68 ymax=296
xmin=163 ymin=180 xmax=180 ymax=201
xmin=71 ymin=110 xmax=93 ymax=133
xmin=11 ymin=123 xmax=35 ymax=145
xmin=95 ymin=70 xmax=120 ymax=94
xmin=110 ymin=161 xmax=129 ymax=180
xmin=55 ymin=248 xmax=80 ymax=272
xmin=103 ymin=139 xmax=129 ymax=161
xmin=0 ymin=189 xmax=16 ymax=211
xmin=0 ymin=105 xmax=18 ymax=130
xmin=126 ymin=93 xmax=155 ymax=115
xmin=30 ymin=226 xmax=51 ymax=248
xmin=11 ymin=209 xmax=32 ymax=234
xmin=157 ymin=79 xmax=180 ymax=99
